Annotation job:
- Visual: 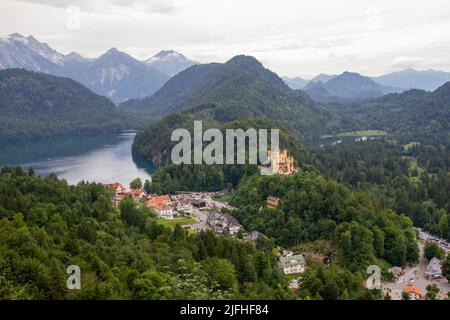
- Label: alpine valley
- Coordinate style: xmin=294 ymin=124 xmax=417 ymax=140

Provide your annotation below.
xmin=0 ymin=30 xmax=449 ymax=303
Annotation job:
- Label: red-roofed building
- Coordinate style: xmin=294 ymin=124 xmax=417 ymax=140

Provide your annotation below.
xmin=403 ymin=285 xmax=422 ymax=300
xmin=111 ymin=183 xmax=126 ymax=192
xmin=146 ymin=195 xmax=174 ymax=219
xmin=103 ymin=182 xmax=127 ymax=193
xmin=113 ymin=193 xmax=128 ymax=206
xmin=129 ymin=189 xmax=147 ymax=199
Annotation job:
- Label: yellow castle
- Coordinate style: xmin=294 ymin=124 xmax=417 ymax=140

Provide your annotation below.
xmin=262 ymin=149 xmax=296 ymax=175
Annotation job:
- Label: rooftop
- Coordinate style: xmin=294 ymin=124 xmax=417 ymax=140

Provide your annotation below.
xmin=279 ymin=254 xmax=305 ymax=268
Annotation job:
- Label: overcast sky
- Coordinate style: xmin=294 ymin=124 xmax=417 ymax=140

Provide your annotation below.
xmin=1 ymin=0 xmax=450 ymax=78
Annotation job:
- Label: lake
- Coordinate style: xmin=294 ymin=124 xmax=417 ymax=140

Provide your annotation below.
xmin=0 ymin=132 xmax=154 ymax=186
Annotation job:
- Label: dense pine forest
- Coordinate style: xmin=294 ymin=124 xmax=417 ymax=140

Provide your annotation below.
xmin=309 ymin=139 xmax=449 ymax=241
xmin=0 ymin=166 xmax=294 ymax=300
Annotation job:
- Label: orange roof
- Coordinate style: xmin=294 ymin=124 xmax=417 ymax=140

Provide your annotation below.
xmin=105 ymin=182 xmax=126 ymax=191
xmin=403 ymin=286 xmax=422 ymax=296
xmin=130 ymin=189 xmax=146 ymax=196
xmin=146 ymin=195 xmax=172 ymax=209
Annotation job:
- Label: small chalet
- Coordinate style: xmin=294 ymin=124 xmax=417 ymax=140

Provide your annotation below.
xmin=129 ymin=189 xmax=147 ymax=200
xmin=266 ymin=196 xmax=280 ymax=209
xmin=425 ymin=257 xmax=442 ymax=279
xmin=279 ymin=254 xmax=306 ymax=275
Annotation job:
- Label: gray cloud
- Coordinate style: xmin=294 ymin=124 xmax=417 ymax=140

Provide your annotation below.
xmin=13 ymin=0 xmax=179 ymax=14
xmin=3 ymin=0 xmax=450 ymax=77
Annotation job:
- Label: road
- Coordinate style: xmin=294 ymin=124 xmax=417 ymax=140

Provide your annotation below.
xmin=181 ymin=191 xmax=235 ymax=232
xmin=382 ymin=241 xmax=449 ymax=300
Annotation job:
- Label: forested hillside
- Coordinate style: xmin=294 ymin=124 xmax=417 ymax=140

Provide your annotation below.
xmin=0 ymin=69 xmax=132 ymax=142
xmin=335 ymin=82 xmax=450 ymax=143
xmin=0 ymin=166 xmax=292 ymax=299
xmin=123 ymin=55 xmax=342 ymax=144
xmin=309 ymin=140 xmax=450 ymax=241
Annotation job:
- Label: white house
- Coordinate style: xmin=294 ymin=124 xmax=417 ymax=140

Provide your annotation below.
xmin=279 ymin=254 xmax=306 ymax=275
xmin=425 ymin=257 xmax=442 ymax=279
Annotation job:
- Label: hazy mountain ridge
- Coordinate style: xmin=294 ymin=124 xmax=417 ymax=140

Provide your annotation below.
xmin=282 ymin=76 xmax=309 ymax=89
xmin=284 ymin=69 xmax=450 ymax=95
xmin=373 ymin=68 xmax=450 ymax=91
xmin=0 ymin=33 xmax=199 ymax=103
xmin=303 ymin=71 xmax=401 ymax=102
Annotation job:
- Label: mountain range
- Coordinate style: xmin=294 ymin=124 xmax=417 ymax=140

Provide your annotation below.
xmin=121 ymin=54 xmax=336 ymax=135
xmin=283 ymin=69 xmax=450 ymax=100
xmin=373 ymin=68 xmax=450 ymax=91
xmin=0 ymin=33 xmax=196 ymax=103
xmin=303 ymin=72 xmax=400 ymax=102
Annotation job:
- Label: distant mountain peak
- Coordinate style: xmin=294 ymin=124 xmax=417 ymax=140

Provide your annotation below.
xmin=340 ymin=71 xmax=362 ymax=78
xmin=145 ymin=50 xmax=197 ymax=76
xmin=8 ymin=32 xmax=26 ymax=39
xmin=97 ymin=47 xmax=131 ymax=61
xmin=282 ymin=76 xmax=309 ymax=90
xmin=26 ymin=35 xmax=38 ymax=41
xmin=311 ymin=73 xmax=337 ymax=83
xmin=105 ymin=47 xmax=120 ymax=54
xmin=65 ymin=51 xmax=85 ymax=61
xmin=152 ymin=50 xmax=185 ymax=60
xmin=226 ymin=55 xmax=262 ymax=66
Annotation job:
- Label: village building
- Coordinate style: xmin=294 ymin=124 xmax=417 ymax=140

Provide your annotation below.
xmin=279 ymin=254 xmax=306 ymax=275
xmin=425 ymin=257 xmax=442 ymax=279
xmin=103 ymin=183 xmax=129 ymax=206
xmin=172 ymin=197 xmax=194 ymax=214
xmin=104 ymin=182 xmax=127 ymax=194
xmin=355 ymin=136 xmax=368 ymax=142
xmin=113 ymin=193 xmax=127 ymax=206
xmin=129 ymin=189 xmax=147 ymax=200
xmin=192 ymin=200 xmax=207 ymax=210
xmin=403 ymin=285 xmax=422 ymax=300
xmin=266 ymin=196 xmax=280 ymax=209
xmin=207 ymin=211 xmax=242 ymax=235
xmin=244 ymin=230 xmax=268 ymax=242
xmin=146 ymin=195 xmax=175 ymax=219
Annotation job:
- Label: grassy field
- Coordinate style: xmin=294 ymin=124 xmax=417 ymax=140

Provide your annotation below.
xmin=321 ymin=130 xmax=387 ymax=139
xmin=402 ymin=156 xmax=425 ymax=183
xmin=156 ymin=217 xmax=196 ymax=228
xmin=212 ymin=193 xmax=233 ymax=203
xmin=404 ymin=141 xmax=420 ymax=151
